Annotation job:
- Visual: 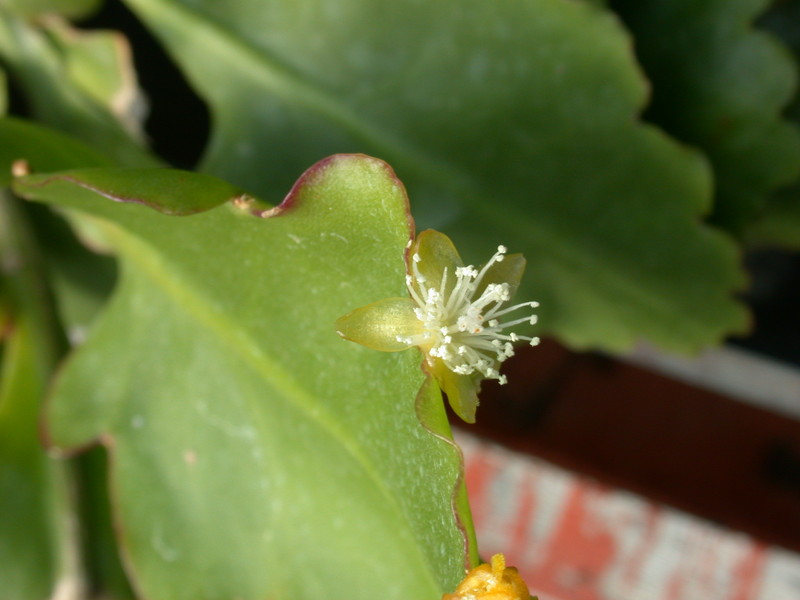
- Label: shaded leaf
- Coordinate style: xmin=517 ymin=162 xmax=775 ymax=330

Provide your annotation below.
xmin=0 ymin=8 xmax=157 ymax=167
xmin=44 ymin=17 xmax=148 ymax=141
xmin=0 ymin=118 xmax=120 ymax=336
xmin=608 ymin=0 xmax=800 ymax=235
xmin=0 ymin=125 xmax=134 ymax=599
xmin=751 ymin=0 xmax=800 ymax=249
xmin=75 ymin=447 xmax=137 ymax=600
xmin=749 ymin=185 xmax=800 ymax=249
xmin=123 ymin=0 xmax=749 ymax=352
xmin=15 ymin=155 xmax=474 ymax=600
xmin=0 ymin=192 xmax=81 ymax=600
xmin=0 ymin=316 xmax=61 ymax=600
xmin=0 ymin=0 xmax=101 ymax=19
xmin=0 ymin=67 xmax=7 ymax=115
xmin=0 ymin=117 xmax=114 ymax=186
xmin=19 ymin=167 xmax=248 ymax=215
xmin=28 ymin=202 xmax=118 ymax=345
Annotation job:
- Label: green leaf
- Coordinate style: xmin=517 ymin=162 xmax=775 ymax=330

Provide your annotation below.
xmin=0 ymin=9 xmax=157 ymax=167
xmin=0 ymin=192 xmax=81 ymax=600
xmin=44 ymin=17 xmax=148 ymax=142
xmin=749 ymin=184 xmax=800 ymax=249
xmin=0 ymin=312 xmax=60 ymax=600
xmin=0 ymin=172 xmax=131 ymax=600
xmin=122 ymin=0 xmax=748 ymax=352
xmin=0 ymin=0 xmax=101 ymax=19
xmin=0 ymin=117 xmax=114 ymax=187
xmin=19 ymin=167 xmax=249 ymax=215
xmin=28 ymin=202 xmax=118 ymax=346
xmin=0 ymin=119 xmax=119 ymax=335
xmin=750 ymin=0 xmax=800 ymax=249
xmin=75 ymin=448 xmax=137 ymax=600
xmin=608 ymin=0 xmax=800 ymax=235
xmin=15 ymin=155 xmax=474 ymax=600
xmin=0 ymin=67 xmax=7 ymax=115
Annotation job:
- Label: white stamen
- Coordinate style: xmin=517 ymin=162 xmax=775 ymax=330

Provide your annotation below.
xmin=406 ymin=244 xmax=539 ymax=384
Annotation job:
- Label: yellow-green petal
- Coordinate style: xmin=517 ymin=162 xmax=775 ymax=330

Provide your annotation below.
xmin=410 ymin=229 xmax=464 ymax=297
xmin=335 ymin=297 xmax=422 ymax=352
xmin=433 ymin=362 xmax=481 ymax=424
xmin=476 ymin=252 xmax=526 ymax=299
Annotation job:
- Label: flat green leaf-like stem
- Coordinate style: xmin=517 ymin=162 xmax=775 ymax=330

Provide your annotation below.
xmin=123 ymin=0 xmax=749 ymax=352
xmin=14 ymin=155 xmax=473 ymax=600
xmin=18 ymin=167 xmax=247 ymax=215
xmin=0 ymin=117 xmax=114 ymax=186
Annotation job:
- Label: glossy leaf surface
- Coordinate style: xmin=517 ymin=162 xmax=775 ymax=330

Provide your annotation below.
xmin=14 ymin=155 xmax=473 ymax=600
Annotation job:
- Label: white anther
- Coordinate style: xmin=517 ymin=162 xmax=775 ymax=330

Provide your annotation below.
xmin=405 ymin=240 xmax=539 ymax=387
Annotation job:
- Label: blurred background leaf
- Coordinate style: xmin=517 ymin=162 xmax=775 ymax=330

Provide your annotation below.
xmin=44 ymin=16 xmax=149 ymax=141
xmin=15 ymin=155 xmax=474 ymax=600
xmin=751 ymin=0 xmax=800 ymax=249
xmin=0 ymin=117 xmax=114 ymax=185
xmin=119 ymin=0 xmax=750 ymax=352
xmin=0 ymin=67 xmax=7 ymax=114
xmin=0 ymin=191 xmax=80 ymax=600
xmin=0 ymin=4 xmax=157 ymax=166
xmin=0 ymin=40 xmax=70 ymax=600
xmin=0 ymin=118 xmax=150 ymax=600
xmin=607 ymin=0 xmax=800 ymax=237
xmin=0 ymin=0 xmax=102 ymax=20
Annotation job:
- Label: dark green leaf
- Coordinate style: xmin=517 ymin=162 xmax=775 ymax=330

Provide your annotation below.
xmin=751 ymin=0 xmax=800 ymax=249
xmin=0 ymin=193 xmax=80 ymax=600
xmin=608 ymin=0 xmax=800 ymax=235
xmin=17 ymin=167 xmax=248 ymax=215
xmin=0 ymin=118 xmax=114 ymax=186
xmin=0 ymin=68 xmax=7 ymax=115
xmin=122 ymin=0 xmax=749 ymax=352
xmin=0 ymin=0 xmax=101 ymax=19
xmin=0 ymin=9 xmax=157 ymax=167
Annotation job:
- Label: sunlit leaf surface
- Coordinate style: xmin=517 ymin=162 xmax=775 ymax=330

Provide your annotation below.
xmin=15 ymin=155 xmax=473 ymax=600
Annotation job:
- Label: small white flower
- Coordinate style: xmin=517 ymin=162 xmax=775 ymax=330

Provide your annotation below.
xmin=336 ymin=229 xmax=540 ymax=423
xmin=401 ymin=245 xmax=539 ymax=383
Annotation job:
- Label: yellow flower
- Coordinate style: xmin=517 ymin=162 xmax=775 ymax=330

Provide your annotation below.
xmin=335 ymin=230 xmax=539 ymax=423
xmin=443 ymin=554 xmax=534 ymax=600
